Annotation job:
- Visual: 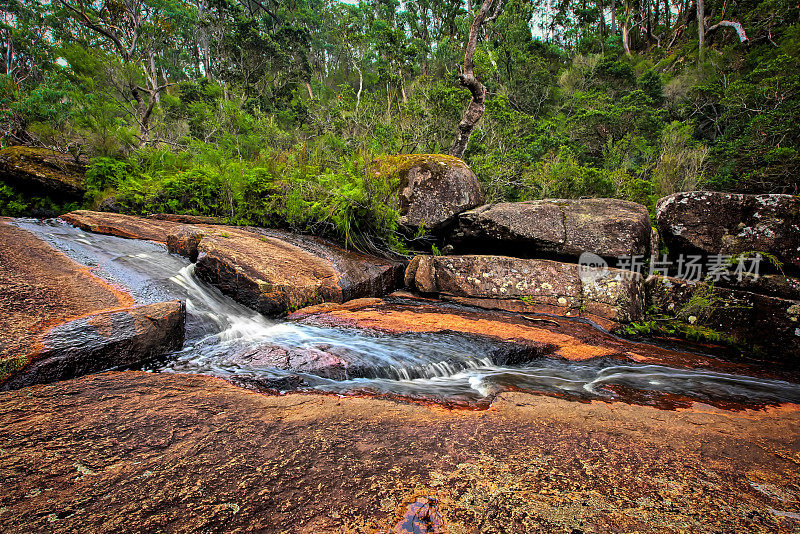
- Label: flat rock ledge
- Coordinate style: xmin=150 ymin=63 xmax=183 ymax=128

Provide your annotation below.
xmin=404 ymin=254 xmax=644 ymax=328
xmin=0 ymin=220 xmax=184 ymax=390
xmin=1 ymin=371 xmax=798 ymax=533
xmin=60 ymin=211 xmax=404 ymax=316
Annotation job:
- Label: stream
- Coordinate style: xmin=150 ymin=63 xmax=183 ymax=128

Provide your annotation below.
xmin=15 ymin=218 xmax=800 ymax=407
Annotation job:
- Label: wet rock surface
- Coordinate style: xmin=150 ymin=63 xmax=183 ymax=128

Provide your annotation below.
xmin=0 ymin=146 xmax=86 ymax=200
xmin=0 ymin=371 xmax=799 ymax=533
xmin=451 ymin=198 xmax=652 ymax=259
xmin=374 ymin=154 xmax=483 ymax=233
xmin=1 ymin=301 xmax=184 ymax=391
xmin=405 ymin=254 xmax=644 ymax=326
xmin=0 ymin=220 xmax=185 ymax=389
xmin=60 ymin=211 xmax=404 ymax=316
xmin=289 ymin=298 xmax=771 ymax=375
xmin=656 ymin=192 xmax=800 ymax=273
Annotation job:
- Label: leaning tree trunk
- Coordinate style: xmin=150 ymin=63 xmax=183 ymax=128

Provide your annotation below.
xmin=449 ymin=0 xmax=504 ymax=159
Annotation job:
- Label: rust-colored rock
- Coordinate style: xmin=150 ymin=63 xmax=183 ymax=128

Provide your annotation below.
xmin=0 ymin=371 xmax=798 ymax=533
xmin=60 ymin=211 xmax=404 ymax=316
xmin=289 ymin=298 xmax=762 ymax=373
xmin=374 ymin=154 xmax=483 ymax=233
xmin=0 ymin=221 xmax=185 ymax=389
xmin=60 ymin=210 xmax=177 ymax=241
xmin=0 ymin=146 xmax=85 ymax=200
xmin=656 ymin=192 xmax=800 ymax=273
xmin=451 ymin=198 xmax=652 ymax=259
xmin=1 ymin=301 xmax=185 ymax=391
xmin=405 ymin=254 xmax=644 ymax=325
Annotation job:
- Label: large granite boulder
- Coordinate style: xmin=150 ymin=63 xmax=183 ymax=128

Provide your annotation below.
xmin=404 ymin=254 xmax=644 ymax=326
xmin=60 ymin=211 xmax=404 ymax=316
xmin=645 ymin=275 xmax=800 ymax=362
xmin=373 ymin=154 xmax=483 ymax=233
xmin=450 ymin=199 xmax=652 ymax=259
xmin=656 ymin=192 xmax=800 ymax=273
xmin=0 ymin=146 xmax=86 ymax=200
xmin=0 ymin=221 xmax=185 ymax=390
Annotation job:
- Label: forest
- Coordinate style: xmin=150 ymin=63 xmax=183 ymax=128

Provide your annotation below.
xmin=1 ymin=0 xmax=798 ymax=251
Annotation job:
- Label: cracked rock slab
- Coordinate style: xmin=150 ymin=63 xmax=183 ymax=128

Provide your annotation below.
xmin=656 ymin=192 xmax=800 ymax=272
xmin=451 ymin=198 xmax=652 ymax=259
xmin=405 ymin=254 xmax=644 ymax=326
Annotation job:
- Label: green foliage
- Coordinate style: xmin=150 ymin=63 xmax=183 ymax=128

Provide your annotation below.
xmin=2 ymin=0 xmax=799 ymax=241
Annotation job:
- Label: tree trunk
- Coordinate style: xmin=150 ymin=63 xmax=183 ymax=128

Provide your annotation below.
xmin=697 ymin=0 xmax=705 ymax=60
xmin=622 ymin=0 xmax=632 ymax=55
xmin=450 ymin=0 xmax=504 ymax=159
xmin=611 ymin=0 xmax=617 ymax=34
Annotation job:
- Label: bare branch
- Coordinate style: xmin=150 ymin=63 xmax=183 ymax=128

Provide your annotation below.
xmin=707 ymin=20 xmax=749 ymax=42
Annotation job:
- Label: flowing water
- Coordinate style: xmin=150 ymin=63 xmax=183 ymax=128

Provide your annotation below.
xmin=15 ymin=218 xmax=800 ymax=407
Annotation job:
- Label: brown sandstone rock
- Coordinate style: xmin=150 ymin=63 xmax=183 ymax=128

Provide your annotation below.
xmin=0 ymin=221 xmax=185 ymax=389
xmin=374 ymin=154 xmax=483 ymax=232
xmin=0 ymin=146 xmax=85 ymax=199
xmin=1 ymin=301 xmax=184 ymax=391
xmin=451 ymin=198 xmax=652 ymax=259
xmin=656 ymin=192 xmax=800 ymax=272
xmin=404 ymin=254 xmax=644 ymax=325
xmin=60 ymin=211 xmax=404 ymax=316
xmin=60 ymin=210 xmax=177 ymax=241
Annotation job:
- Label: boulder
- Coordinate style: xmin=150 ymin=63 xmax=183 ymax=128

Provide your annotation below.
xmin=0 ymin=146 xmax=86 ymax=199
xmin=1 ymin=301 xmax=185 ymax=391
xmin=374 ymin=154 xmax=483 ymax=233
xmin=404 ymin=255 xmax=644 ymax=326
xmin=450 ymin=198 xmax=652 ymax=259
xmin=0 ymin=220 xmax=185 ymax=389
xmin=229 ymin=344 xmax=353 ymax=380
xmin=646 ymin=275 xmax=800 ymax=362
xmin=656 ymin=192 xmax=800 ymax=273
xmin=60 ymin=211 xmax=404 ymax=316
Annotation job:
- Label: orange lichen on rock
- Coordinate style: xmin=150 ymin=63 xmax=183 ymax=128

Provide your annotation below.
xmin=291 ymin=298 xmax=774 ymax=374
xmin=0 ymin=371 xmax=798 ymax=533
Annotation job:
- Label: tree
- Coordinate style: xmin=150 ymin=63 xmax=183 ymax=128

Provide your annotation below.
xmin=450 ymin=0 xmax=503 ymax=159
xmin=59 ymin=0 xmax=190 ymax=143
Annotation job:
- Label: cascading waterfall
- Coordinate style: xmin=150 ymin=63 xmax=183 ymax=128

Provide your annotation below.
xmin=15 ymin=218 xmax=800 ymax=406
